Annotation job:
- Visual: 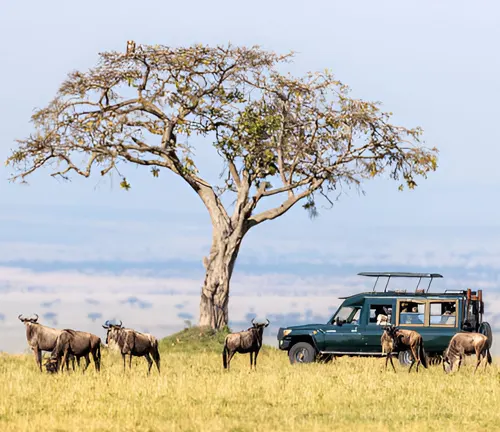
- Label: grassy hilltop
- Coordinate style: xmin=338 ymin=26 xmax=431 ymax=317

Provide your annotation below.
xmin=1 ymin=326 xmax=500 ymax=432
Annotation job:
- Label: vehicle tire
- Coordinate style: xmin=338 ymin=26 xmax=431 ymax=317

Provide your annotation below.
xmin=479 ymin=321 xmax=493 ymax=349
xmin=288 ymin=342 xmax=317 ymax=365
xmin=398 ymin=350 xmax=412 ymax=367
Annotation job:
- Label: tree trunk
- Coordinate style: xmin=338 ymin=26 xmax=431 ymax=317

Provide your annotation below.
xmin=199 ymin=226 xmax=244 ymax=330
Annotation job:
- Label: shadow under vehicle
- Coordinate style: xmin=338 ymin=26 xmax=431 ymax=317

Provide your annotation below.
xmin=277 ymin=272 xmax=493 ymax=365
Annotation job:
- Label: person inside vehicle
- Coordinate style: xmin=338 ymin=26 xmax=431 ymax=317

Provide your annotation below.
xmin=376 ymin=306 xmax=391 ymax=325
xmin=441 ymin=304 xmax=456 ymax=324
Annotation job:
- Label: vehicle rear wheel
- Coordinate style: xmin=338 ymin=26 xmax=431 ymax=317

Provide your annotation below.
xmin=398 ymin=350 xmax=412 ymax=367
xmin=479 ymin=321 xmax=493 ymax=348
xmin=288 ymin=342 xmax=317 ymax=364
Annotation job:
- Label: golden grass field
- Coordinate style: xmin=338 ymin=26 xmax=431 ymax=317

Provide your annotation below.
xmin=1 ymin=328 xmax=500 ymax=432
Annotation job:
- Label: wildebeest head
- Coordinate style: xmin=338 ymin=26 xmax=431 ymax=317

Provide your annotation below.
xmin=383 ymin=325 xmax=402 ymax=349
xmin=18 ymin=314 xmax=39 ymax=324
xmin=44 ymin=356 xmax=59 ymax=374
xmin=442 ymin=348 xmax=453 ymax=373
xmin=102 ymin=320 xmax=123 ymax=345
xmin=249 ymin=318 xmax=270 ymax=335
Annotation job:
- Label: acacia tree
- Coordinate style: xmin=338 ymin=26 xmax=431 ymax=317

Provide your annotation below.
xmin=7 ymin=43 xmax=438 ymax=329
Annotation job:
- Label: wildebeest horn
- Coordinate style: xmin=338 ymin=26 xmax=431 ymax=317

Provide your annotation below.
xmin=102 ymin=320 xmax=110 ymax=329
xmin=265 ymin=319 xmax=270 ymax=327
xmin=251 ymin=317 xmax=255 ymax=325
xmin=18 ymin=314 xmax=24 ymax=321
xmin=32 ymin=314 xmax=39 ymax=322
xmin=118 ymin=320 xmax=122 ymax=327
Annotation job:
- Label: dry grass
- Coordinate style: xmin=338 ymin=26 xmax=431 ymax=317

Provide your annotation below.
xmin=1 ymin=343 xmax=499 ymax=432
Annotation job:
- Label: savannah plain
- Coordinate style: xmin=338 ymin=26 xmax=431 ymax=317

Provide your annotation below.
xmin=0 ymin=328 xmax=499 ymax=432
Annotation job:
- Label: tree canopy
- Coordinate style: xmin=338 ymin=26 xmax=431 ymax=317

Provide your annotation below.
xmin=7 ymin=43 xmax=437 ymax=224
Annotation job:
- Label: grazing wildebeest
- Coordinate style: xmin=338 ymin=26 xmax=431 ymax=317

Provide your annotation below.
xmin=222 ymin=318 xmax=270 ymax=371
xmin=382 ymin=325 xmax=428 ymax=373
xmin=18 ymin=314 xmax=79 ymax=372
xmin=45 ymin=329 xmax=101 ymax=373
xmin=442 ymin=332 xmax=492 ymax=373
xmin=102 ymin=320 xmax=160 ymax=374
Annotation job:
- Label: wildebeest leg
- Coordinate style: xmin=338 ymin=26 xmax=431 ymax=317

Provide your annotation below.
xmin=66 ymin=356 xmax=72 ymax=371
xmin=226 ymin=350 xmax=236 ymax=370
xmin=386 ymin=354 xmax=396 ymax=372
xmin=254 ymin=350 xmax=260 ymax=371
xmin=91 ymin=348 xmax=100 ymax=372
xmin=82 ymin=354 xmax=91 ymax=373
xmin=145 ymin=353 xmax=153 ymax=375
xmin=249 ymin=352 xmax=253 ymax=370
xmin=61 ymin=350 xmax=69 ymax=373
xmin=408 ymin=350 xmax=417 ymax=373
xmin=122 ymin=353 xmax=127 ymax=372
xmin=129 ymin=353 xmax=133 ymax=370
xmin=33 ymin=347 xmax=42 ymax=372
xmin=152 ymin=348 xmax=160 ymax=374
xmin=411 ymin=345 xmax=421 ymax=373
xmin=474 ymin=347 xmax=482 ymax=373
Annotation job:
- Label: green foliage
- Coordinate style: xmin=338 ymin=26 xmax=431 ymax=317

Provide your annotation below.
xmin=119 ymin=178 xmax=131 ymax=190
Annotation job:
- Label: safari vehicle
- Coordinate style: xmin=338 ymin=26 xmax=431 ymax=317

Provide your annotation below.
xmin=277 ymin=272 xmax=493 ymax=365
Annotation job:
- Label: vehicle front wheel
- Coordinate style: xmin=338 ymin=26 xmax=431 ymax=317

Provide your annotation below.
xmin=288 ymin=342 xmax=317 ymax=364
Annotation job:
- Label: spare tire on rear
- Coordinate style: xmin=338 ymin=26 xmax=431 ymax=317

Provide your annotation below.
xmin=479 ymin=321 xmax=493 ymax=348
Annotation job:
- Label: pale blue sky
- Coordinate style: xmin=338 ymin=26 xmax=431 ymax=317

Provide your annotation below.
xmin=1 ymin=0 xmax=500 ymax=352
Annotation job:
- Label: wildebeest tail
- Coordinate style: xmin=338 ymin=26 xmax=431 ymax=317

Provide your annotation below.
xmin=222 ymin=341 xmax=228 ymax=369
xmin=487 ymin=347 xmax=492 ymax=365
xmin=152 ymin=339 xmax=160 ymax=361
xmin=419 ymin=341 xmax=428 ymax=369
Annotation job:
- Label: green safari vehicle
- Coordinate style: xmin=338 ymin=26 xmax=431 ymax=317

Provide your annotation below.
xmin=277 ymin=272 xmax=493 ymax=365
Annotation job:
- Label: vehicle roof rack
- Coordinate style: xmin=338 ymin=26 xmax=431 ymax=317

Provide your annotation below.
xmin=358 ymin=272 xmax=443 ymax=278
xmin=358 ymin=272 xmax=443 ymax=293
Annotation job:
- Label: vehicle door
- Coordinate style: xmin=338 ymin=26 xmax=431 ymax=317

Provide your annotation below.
xmin=360 ymin=299 xmax=396 ymax=352
xmin=322 ymin=305 xmax=363 ymax=352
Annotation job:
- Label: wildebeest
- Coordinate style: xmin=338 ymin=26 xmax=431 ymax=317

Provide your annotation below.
xmin=382 ymin=325 xmax=428 ymax=373
xmin=45 ymin=329 xmax=102 ymax=373
xmin=442 ymin=332 xmax=492 ymax=373
xmin=380 ymin=327 xmax=397 ymax=372
xmin=18 ymin=314 xmax=79 ymax=372
xmin=102 ymin=320 xmax=160 ymax=374
xmin=222 ymin=318 xmax=270 ymax=371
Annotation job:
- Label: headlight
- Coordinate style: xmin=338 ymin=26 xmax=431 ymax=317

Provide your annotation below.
xmin=283 ymin=329 xmax=292 ymax=336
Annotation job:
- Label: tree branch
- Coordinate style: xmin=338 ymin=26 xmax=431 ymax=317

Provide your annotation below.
xmin=247 ymin=179 xmax=323 ymax=228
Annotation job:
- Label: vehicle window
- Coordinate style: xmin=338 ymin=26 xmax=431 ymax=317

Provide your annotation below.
xmin=398 ymin=301 xmax=425 ymax=325
xmin=369 ymin=304 xmax=393 ymax=325
xmin=352 ymin=308 xmax=361 ymax=324
xmin=430 ymin=301 xmax=457 ymax=326
xmin=334 ymin=306 xmax=361 ymax=324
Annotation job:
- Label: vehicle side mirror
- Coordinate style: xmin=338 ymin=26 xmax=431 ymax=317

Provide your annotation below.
xmin=335 ymin=317 xmax=343 ymax=326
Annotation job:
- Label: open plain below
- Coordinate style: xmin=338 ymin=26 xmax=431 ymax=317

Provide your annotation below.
xmin=1 ymin=328 xmax=499 ymax=431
